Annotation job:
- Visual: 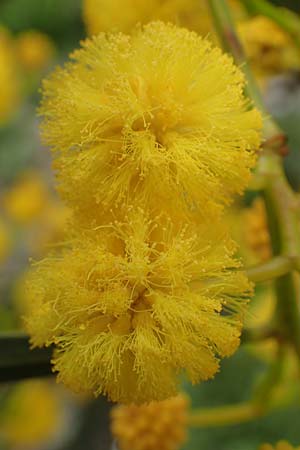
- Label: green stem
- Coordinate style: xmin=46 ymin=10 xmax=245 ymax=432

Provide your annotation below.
xmin=246 ymin=255 xmax=297 ymax=283
xmin=243 ymin=0 xmax=300 ymax=48
xmin=253 ymin=345 xmax=285 ymax=405
xmin=189 ymin=401 xmax=264 ymax=427
xmin=208 ymin=0 xmax=300 ymax=360
xmin=260 ymin=152 xmax=300 ymax=358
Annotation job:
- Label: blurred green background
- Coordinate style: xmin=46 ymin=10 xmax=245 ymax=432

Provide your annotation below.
xmin=0 ymin=1 xmax=300 ymax=450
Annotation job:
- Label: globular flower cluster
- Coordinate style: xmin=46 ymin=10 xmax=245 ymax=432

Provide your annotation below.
xmin=26 ymin=209 xmax=250 ymax=403
xmin=238 ymin=16 xmax=300 ymax=80
xmin=15 ymin=30 xmax=55 ymax=72
xmin=40 ymin=22 xmax=261 ymax=224
xmin=111 ymin=394 xmax=189 ymax=450
xmin=0 ymin=381 xmax=61 ymax=447
xmin=25 ymin=21 xmax=262 ymax=404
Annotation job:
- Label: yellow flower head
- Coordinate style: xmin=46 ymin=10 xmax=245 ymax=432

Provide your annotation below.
xmin=0 ymin=28 xmax=19 ymax=125
xmin=83 ymin=0 xmax=212 ymax=36
xmin=3 ymin=171 xmax=51 ymax=224
xmin=25 ymin=208 xmax=251 ymax=404
xmin=111 ymin=394 xmax=189 ymax=450
xmin=260 ymin=441 xmax=300 ymax=450
xmin=0 ymin=380 xmax=61 ymax=446
xmin=238 ymin=16 xmax=300 ymax=78
xmin=15 ymin=30 xmax=55 ymax=72
xmin=0 ymin=218 xmax=11 ymax=263
xmin=40 ymin=22 xmax=262 ymax=224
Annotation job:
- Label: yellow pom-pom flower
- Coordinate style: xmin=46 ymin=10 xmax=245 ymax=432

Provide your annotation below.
xmin=40 ymin=22 xmax=262 ymax=224
xmin=25 ymin=208 xmax=251 ymax=404
xmin=238 ymin=16 xmax=300 ymax=80
xmin=83 ymin=0 xmax=212 ymax=36
xmin=0 ymin=380 xmax=61 ymax=446
xmin=111 ymin=394 xmax=189 ymax=450
xmin=259 ymin=441 xmax=300 ymax=450
xmin=0 ymin=28 xmax=19 ymax=125
xmin=15 ymin=30 xmax=55 ymax=72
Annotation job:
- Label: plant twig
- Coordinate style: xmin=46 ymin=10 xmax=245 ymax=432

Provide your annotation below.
xmin=208 ymin=0 xmax=300 ymax=362
xmin=246 ymin=255 xmax=300 ymax=283
xmin=189 ymin=401 xmax=264 ymax=427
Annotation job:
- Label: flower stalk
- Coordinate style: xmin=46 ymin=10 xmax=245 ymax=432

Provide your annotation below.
xmin=246 ymin=255 xmax=299 ymax=284
xmin=189 ymin=401 xmax=265 ymax=427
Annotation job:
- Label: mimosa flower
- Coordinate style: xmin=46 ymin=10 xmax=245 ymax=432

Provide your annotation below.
xmin=25 ymin=208 xmax=251 ymax=404
xmin=0 ymin=381 xmax=61 ymax=446
xmin=15 ymin=30 xmax=55 ymax=72
xmin=111 ymin=394 xmax=189 ymax=450
xmin=3 ymin=171 xmax=52 ymax=224
xmin=238 ymin=16 xmax=300 ymax=79
xmin=83 ymin=0 xmax=212 ymax=36
xmin=40 ymin=22 xmax=262 ymax=224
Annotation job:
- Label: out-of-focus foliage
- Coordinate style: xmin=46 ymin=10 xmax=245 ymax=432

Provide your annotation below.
xmin=0 ymin=1 xmax=300 ymax=450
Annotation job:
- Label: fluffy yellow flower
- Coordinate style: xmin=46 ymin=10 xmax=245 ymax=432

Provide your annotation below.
xmin=83 ymin=0 xmax=212 ymax=36
xmin=238 ymin=16 xmax=300 ymax=79
xmin=111 ymin=394 xmax=189 ymax=450
xmin=40 ymin=22 xmax=262 ymax=224
xmin=260 ymin=441 xmax=300 ymax=450
xmin=25 ymin=208 xmax=251 ymax=404
xmin=0 ymin=28 xmax=19 ymax=125
xmin=0 ymin=380 xmax=61 ymax=446
xmin=15 ymin=30 xmax=55 ymax=72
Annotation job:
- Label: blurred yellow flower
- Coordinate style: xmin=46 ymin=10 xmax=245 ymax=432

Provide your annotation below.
xmin=83 ymin=0 xmax=212 ymax=36
xmin=40 ymin=22 xmax=261 ymax=224
xmin=0 ymin=217 xmax=11 ymax=263
xmin=25 ymin=209 xmax=251 ymax=404
xmin=3 ymin=171 xmax=52 ymax=224
xmin=243 ymin=197 xmax=271 ymax=263
xmin=260 ymin=441 xmax=300 ymax=450
xmin=0 ymin=380 xmax=61 ymax=446
xmin=15 ymin=30 xmax=55 ymax=72
xmin=238 ymin=16 xmax=300 ymax=80
xmin=111 ymin=394 xmax=189 ymax=450
xmin=0 ymin=28 xmax=19 ymax=125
